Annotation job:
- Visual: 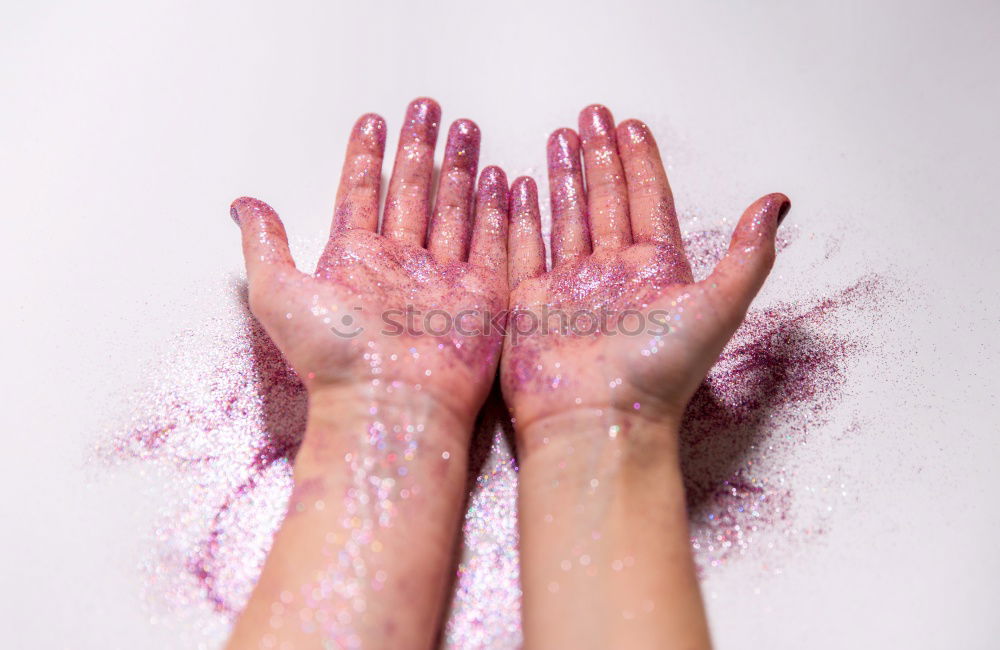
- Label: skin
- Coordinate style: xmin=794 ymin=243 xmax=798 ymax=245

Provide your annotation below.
xmin=226 ymin=98 xmax=510 ymax=649
xmin=227 ymin=99 xmax=787 ymax=649
xmin=501 ymin=105 xmax=789 ymax=649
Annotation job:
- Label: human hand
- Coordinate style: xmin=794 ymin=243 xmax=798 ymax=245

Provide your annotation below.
xmin=502 ymin=104 xmax=789 ymax=450
xmin=231 ymin=98 xmax=509 ymax=431
xmin=503 ymin=104 xmax=788 ymax=650
xmin=227 ymin=100 xmax=511 ymax=649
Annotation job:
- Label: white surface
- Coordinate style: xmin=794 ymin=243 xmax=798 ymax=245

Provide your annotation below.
xmin=2 ymin=0 xmax=999 ymax=647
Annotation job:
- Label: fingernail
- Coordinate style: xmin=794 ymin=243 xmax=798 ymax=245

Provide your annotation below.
xmin=230 ymin=196 xmax=273 ymax=226
xmin=777 ymin=199 xmax=791 ymax=226
xmin=230 ymin=197 xmax=250 ymax=225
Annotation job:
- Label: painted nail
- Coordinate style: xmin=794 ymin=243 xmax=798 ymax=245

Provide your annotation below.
xmin=777 ymin=199 xmax=792 ymax=226
xmin=229 ymin=197 xmax=254 ymax=225
xmin=230 ymin=196 xmax=275 ymax=226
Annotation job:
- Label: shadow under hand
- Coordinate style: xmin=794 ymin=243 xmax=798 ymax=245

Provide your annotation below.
xmin=236 ymin=281 xmax=309 ymax=471
xmin=680 ymin=314 xmax=848 ymax=523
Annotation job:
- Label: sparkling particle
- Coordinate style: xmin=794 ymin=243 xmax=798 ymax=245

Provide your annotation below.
xmin=97 ymin=201 xmax=891 ymax=648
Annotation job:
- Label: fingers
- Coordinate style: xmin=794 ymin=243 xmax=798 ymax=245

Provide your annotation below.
xmin=707 ymin=193 xmax=790 ymax=321
xmin=578 ymin=104 xmax=632 ymax=250
xmin=230 ymin=196 xmax=297 ymax=285
xmin=468 ymin=166 xmax=510 ymax=281
xmin=547 ymin=128 xmax=591 ymax=267
xmin=616 ymin=118 xmax=693 ymax=266
xmin=508 ymin=176 xmax=546 ymax=290
xmin=381 ymin=98 xmax=442 ymax=246
xmin=330 ymin=113 xmax=387 ymax=233
xmin=426 ymin=119 xmax=481 ymax=263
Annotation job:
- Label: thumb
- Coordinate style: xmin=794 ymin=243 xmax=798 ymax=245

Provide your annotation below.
xmin=706 ymin=193 xmax=790 ymax=323
xmin=230 ymin=196 xmax=297 ymax=284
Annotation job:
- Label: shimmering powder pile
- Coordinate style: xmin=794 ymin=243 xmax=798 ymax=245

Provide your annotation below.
xmin=681 ymin=273 xmax=883 ymax=569
xmin=99 ymin=289 xmax=306 ymax=618
xmin=677 ymin=224 xmax=886 ymax=571
xmin=99 ymin=222 xmax=888 ymax=648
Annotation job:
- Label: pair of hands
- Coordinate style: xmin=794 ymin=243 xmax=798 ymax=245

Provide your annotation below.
xmin=228 ymin=97 xmax=788 ymax=650
xmin=231 ymin=98 xmax=789 ymax=449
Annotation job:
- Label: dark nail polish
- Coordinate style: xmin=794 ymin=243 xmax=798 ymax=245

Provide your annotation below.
xmin=777 ymin=200 xmax=791 ymax=226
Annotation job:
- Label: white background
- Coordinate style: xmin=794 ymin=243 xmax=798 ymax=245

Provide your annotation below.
xmin=2 ymin=0 xmax=999 ymax=648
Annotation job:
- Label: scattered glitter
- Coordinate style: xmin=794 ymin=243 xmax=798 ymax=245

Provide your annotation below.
xmin=682 ymin=274 xmax=889 ymax=570
xmin=97 ymin=240 xmax=888 ymax=649
xmin=96 ymin=283 xmax=304 ymax=642
xmin=98 ymin=157 xmax=890 ymax=649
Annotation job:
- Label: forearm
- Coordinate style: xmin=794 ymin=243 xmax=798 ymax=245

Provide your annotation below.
xmin=517 ymin=409 xmax=710 ymax=650
xmin=228 ymin=386 xmax=471 ymax=649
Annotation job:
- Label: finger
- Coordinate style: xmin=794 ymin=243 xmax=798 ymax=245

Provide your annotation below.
xmin=508 ymin=176 xmax=545 ymax=290
xmin=468 ymin=166 xmax=509 ymax=279
xmin=578 ymin=104 xmax=632 ymax=250
xmin=616 ymin=119 xmax=692 ymax=278
xmin=706 ymin=193 xmax=790 ymax=322
xmin=381 ymin=97 xmax=442 ymax=246
xmin=330 ymin=113 xmax=386 ymax=233
xmin=230 ymin=196 xmax=297 ymax=285
xmin=547 ymin=128 xmax=591 ymax=267
xmin=426 ymin=119 xmax=481 ymax=263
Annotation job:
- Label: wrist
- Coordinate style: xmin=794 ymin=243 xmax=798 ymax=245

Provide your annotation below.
xmin=234 ymin=386 xmax=475 ymax=650
xmin=515 ymin=408 xmax=703 ymax=649
xmin=516 ymin=407 xmax=687 ymax=523
xmin=294 ymin=381 xmax=473 ymax=480
xmin=308 ymin=381 xmax=474 ymax=428
xmin=516 ymin=406 xmax=682 ymax=471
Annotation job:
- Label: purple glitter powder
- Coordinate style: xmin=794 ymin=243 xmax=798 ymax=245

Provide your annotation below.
xmin=682 ymin=275 xmax=885 ymax=569
xmin=100 ymin=226 xmax=887 ymax=647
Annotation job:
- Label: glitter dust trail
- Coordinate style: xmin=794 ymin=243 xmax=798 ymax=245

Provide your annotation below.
xmin=97 ymin=285 xmax=306 ymax=617
xmin=681 ymin=274 xmax=886 ymax=570
xmin=97 ymin=228 xmax=888 ymax=648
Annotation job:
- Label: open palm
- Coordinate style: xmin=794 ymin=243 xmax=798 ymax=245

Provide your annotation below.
xmin=501 ymin=105 xmax=789 ymax=436
xmin=232 ymin=99 xmax=510 ymax=426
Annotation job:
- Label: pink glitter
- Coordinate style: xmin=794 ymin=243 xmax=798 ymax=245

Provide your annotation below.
xmin=682 ymin=275 xmax=886 ymax=569
xmin=100 ymin=230 xmax=888 ymax=646
xmin=100 ymin=286 xmax=305 ymax=617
